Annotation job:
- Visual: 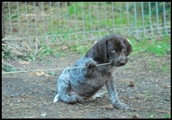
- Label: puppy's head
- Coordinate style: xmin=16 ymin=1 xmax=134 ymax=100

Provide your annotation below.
xmin=86 ymin=34 xmax=132 ymax=67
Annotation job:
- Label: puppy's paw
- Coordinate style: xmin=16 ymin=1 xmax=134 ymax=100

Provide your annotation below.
xmin=76 ymin=97 xmax=84 ymax=102
xmin=113 ymin=101 xmax=130 ymax=110
xmin=67 ymin=95 xmax=83 ymax=104
xmin=85 ymin=60 xmax=97 ymax=68
xmin=69 ymin=95 xmax=83 ymax=103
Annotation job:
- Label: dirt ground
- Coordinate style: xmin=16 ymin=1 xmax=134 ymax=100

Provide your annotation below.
xmin=2 ymin=51 xmax=171 ymax=118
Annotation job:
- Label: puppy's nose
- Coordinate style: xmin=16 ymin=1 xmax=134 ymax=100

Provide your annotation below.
xmin=119 ymin=62 xmax=125 ymax=66
xmin=119 ymin=61 xmax=126 ymax=66
xmin=119 ymin=58 xmax=127 ymax=66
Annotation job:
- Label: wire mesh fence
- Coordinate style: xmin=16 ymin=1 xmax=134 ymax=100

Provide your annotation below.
xmin=2 ymin=2 xmax=171 ymax=47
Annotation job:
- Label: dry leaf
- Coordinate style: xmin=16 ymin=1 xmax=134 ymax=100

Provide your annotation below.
xmin=35 ymin=72 xmax=44 ymax=76
xmin=19 ymin=61 xmax=30 ymax=65
xmin=30 ymin=71 xmax=51 ymax=77
xmin=61 ymin=46 xmax=68 ymax=50
xmin=128 ymin=81 xmax=135 ymax=87
xmin=40 ymin=71 xmax=45 ymax=74
xmin=44 ymin=73 xmax=51 ymax=77
xmin=132 ymin=115 xmax=138 ymax=119
xmin=30 ymin=72 xmax=36 ymax=76
xmin=11 ymin=50 xmax=24 ymax=56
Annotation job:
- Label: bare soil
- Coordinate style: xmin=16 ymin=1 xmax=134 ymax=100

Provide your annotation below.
xmin=2 ymin=52 xmax=171 ymax=118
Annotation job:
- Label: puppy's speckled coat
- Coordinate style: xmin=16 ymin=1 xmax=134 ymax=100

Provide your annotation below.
xmin=53 ymin=34 xmax=132 ymax=109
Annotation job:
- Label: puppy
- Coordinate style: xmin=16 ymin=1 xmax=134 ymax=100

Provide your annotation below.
xmin=53 ymin=34 xmax=132 ymax=109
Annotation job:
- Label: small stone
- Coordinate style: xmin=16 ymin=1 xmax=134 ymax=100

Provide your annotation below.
xmin=41 ymin=112 xmax=46 ymax=117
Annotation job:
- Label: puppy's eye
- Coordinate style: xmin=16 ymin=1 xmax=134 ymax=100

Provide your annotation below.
xmin=110 ymin=48 xmax=115 ymax=52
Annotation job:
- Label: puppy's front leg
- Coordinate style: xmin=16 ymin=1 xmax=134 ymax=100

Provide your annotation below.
xmin=106 ymin=77 xmax=129 ymax=109
xmin=85 ymin=59 xmax=97 ymax=69
xmin=85 ymin=59 xmax=97 ymax=77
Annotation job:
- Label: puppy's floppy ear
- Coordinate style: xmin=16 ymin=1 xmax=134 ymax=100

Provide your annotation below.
xmin=94 ymin=38 xmax=108 ymax=62
xmin=86 ymin=38 xmax=108 ymax=63
xmin=123 ymin=38 xmax=132 ymax=56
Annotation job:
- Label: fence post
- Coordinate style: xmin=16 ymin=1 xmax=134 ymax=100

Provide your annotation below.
xmin=2 ymin=2 xmax=5 ymax=39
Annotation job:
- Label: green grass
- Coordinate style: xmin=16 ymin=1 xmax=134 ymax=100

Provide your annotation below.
xmin=144 ymin=90 xmax=152 ymax=99
xmin=2 ymin=63 xmax=17 ymax=72
xmin=129 ymin=36 xmax=170 ymax=57
xmin=150 ymin=61 xmax=155 ymax=69
xmin=2 ymin=2 xmax=171 ymax=62
xmin=148 ymin=112 xmax=155 ymax=118
xmin=160 ymin=64 xmax=169 ymax=72
xmin=71 ymin=43 xmax=91 ymax=55
xmin=128 ymin=36 xmax=170 ymax=73
xmin=162 ymin=113 xmax=171 ymax=118
xmin=42 ymin=2 xmax=170 ymax=37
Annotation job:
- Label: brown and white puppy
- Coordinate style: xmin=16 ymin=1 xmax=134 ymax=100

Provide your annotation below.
xmin=54 ymin=34 xmax=132 ymax=109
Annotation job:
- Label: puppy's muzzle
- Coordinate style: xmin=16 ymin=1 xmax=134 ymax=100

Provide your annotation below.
xmin=118 ymin=57 xmax=128 ymax=66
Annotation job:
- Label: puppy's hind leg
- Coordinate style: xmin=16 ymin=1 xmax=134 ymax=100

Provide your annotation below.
xmin=56 ymin=69 xmax=83 ymax=104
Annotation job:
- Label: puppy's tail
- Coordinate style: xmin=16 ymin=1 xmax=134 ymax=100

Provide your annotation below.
xmin=53 ymin=93 xmax=59 ymax=103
